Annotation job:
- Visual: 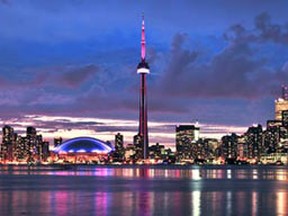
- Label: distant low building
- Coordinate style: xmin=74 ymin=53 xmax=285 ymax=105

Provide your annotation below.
xmin=149 ymin=143 xmax=165 ymax=159
xmin=125 ymin=144 xmax=136 ymax=161
xmin=54 ymin=137 xmax=63 ymax=148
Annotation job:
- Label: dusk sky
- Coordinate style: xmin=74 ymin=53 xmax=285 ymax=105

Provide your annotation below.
xmin=1 ymin=0 xmax=288 ymax=147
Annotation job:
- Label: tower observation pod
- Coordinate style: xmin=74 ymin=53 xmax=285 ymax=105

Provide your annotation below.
xmin=137 ymin=16 xmax=150 ymax=74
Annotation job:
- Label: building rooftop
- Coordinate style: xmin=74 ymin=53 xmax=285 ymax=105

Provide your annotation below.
xmin=53 ymin=137 xmax=113 ymax=154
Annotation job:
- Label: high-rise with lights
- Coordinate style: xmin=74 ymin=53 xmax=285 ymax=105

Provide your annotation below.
xmin=137 ymin=15 xmax=150 ymax=159
xmin=275 ymin=85 xmax=288 ymax=121
xmin=114 ymin=133 xmax=125 ymax=160
xmin=176 ymin=125 xmax=200 ymax=160
xmin=222 ymin=133 xmax=238 ymax=160
xmin=245 ymin=124 xmax=263 ymax=159
xmin=1 ymin=125 xmax=16 ymax=161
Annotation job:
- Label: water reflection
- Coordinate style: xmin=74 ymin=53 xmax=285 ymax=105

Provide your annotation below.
xmin=192 ymin=191 xmax=201 ymax=216
xmin=0 ymin=186 xmax=287 ymax=216
xmin=227 ymin=169 xmax=232 ymax=179
xmin=0 ymin=166 xmax=287 ymax=215
xmin=252 ymin=169 xmax=258 ymax=179
xmin=277 ymin=192 xmax=287 ymax=215
xmin=252 ymin=191 xmax=258 ymax=216
xmin=226 ymin=191 xmax=232 ymax=215
xmin=1 ymin=165 xmax=288 ymax=181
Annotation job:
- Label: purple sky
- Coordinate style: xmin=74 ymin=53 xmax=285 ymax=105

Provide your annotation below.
xmin=1 ymin=0 xmax=288 ymax=146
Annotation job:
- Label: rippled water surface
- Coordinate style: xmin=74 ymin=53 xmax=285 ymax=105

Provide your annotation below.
xmin=0 ymin=165 xmax=287 ymax=216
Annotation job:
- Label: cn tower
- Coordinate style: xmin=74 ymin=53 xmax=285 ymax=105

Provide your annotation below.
xmin=137 ymin=15 xmax=150 ymax=159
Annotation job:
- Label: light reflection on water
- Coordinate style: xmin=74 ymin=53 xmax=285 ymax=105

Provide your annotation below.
xmin=0 ymin=165 xmax=287 ymax=216
xmin=252 ymin=191 xmax=258 ymax=216
xmin=2 ymin=166 xmax=287 ymax=181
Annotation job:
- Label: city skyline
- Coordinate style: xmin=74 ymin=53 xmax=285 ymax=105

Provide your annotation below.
xmin=1 ymin=1 xmax=288 ymax=147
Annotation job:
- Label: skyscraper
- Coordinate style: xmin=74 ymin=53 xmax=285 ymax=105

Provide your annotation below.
xmin=137 ymin=15 xmax=150 ymax=159
xmin=26 ymin=126 xmax=37 ymax=158
xmin=275 ymin=85 xmax=288 ymax=120
xmin=176 ymin=125 xmax=200 ymax=159
xmin=282 ymin=110 xmax=288 ymax=127
xmin=1 ymin=125 xmax=16 ymax=161
xmin=115 ymin=133 xmax=124 ymax=159
xmin=263 ymin=125 xmax=280 ymax=154
xmin=222 ymin=133 xmax=238 ymax=160
xmin=245 ymin=124 xmax=263 ymax=159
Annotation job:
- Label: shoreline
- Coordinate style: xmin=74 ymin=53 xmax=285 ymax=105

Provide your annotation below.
xmin=0 ymin=163 xmax=287 ymax=170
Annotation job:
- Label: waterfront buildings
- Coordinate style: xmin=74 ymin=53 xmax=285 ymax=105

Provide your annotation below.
xmin=0 ymin=125 xmax=50 ymax=163
xmin=1 ymin=86 xmax=288 ymax=165
xmin=0 ymin=122 xmax=287 ymax=165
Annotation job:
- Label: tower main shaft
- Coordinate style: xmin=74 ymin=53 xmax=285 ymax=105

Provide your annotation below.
xmin=137 ymin=15 xmax=150 ymax=159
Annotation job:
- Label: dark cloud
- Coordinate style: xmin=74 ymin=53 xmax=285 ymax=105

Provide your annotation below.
xmin=158 ymin=13 xmax=288 ymax=100
xmin=0 ymin=0 xmax=9 ymax=4
xmin=94 ymin=126 xmax=137 ymax=133
xmin=58 ymin=64 xmax=99 ymax=87
xmin=224 ymin=12 xmax=288 ymax=44
xmin=159 ymin=33 xmax=199 ymax=96
xmin=255 ymin=12 xmax=288 ymax=44
xmin=0 ymin=7 xmax=287 ymax=129
xmin=16 ymin=118 xmax=105 ymax=133
xmin=0 ymin=64 xmax=99 ymax=89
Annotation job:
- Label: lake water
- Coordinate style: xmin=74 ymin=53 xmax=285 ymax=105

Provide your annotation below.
xmin=0 ymin=165 xmax=287 ymax=216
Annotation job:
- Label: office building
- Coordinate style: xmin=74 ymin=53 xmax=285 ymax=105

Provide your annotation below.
xmin=1 ymin=125 xmax=17 ymax=161
xmin=176 ymin=125 xmax=200 ymax=159
xmin=275 ymin=86 xmax=288 ymax=121
xmin=245 ymin=124 xmax=263 ymax=159
xmin=114 ymin=133 xmax=125 ymax=160
xmin=222 ymin=133 xmax=238 ymax=160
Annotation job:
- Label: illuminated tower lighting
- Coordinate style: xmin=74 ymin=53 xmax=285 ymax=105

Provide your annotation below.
xmin=282 ymin=85 xmax=288 ymax=100
xmin=137 ymin=14 xmax=150 ymax=159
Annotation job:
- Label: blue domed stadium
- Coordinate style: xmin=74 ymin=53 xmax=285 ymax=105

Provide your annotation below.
xmin=54 ymin=137 xmax=113 ymax=154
